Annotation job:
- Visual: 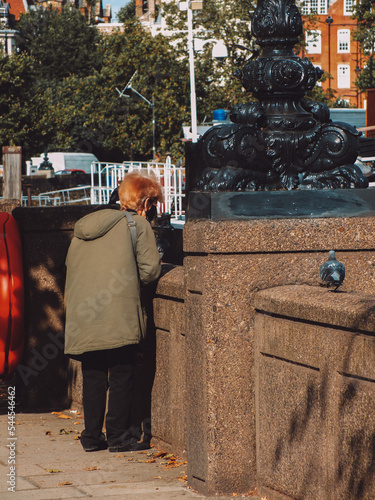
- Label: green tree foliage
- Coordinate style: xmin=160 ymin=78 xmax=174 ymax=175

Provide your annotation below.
xmin=161 ymin=0 xmax=255 ymax=122
xmin=16 ymin=6 xmax=102 ymax=81
xmin=352 ymin=0 xmax=375 ymax=92
xmin=118 ymin=0 xmax=136 ymax=22
xmin=1 ymin=10 xmax=191 ymax=161
xmin=79 ymin=19 xmax=191 ymax=160
xmin=0 ymin=0 xmax=341 ymax=164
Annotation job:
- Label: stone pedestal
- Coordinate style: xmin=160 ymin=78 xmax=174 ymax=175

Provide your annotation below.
xmin=183 ymin=194 xmax=375 ymax=495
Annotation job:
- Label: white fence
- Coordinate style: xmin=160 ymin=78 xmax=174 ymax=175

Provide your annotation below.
xmin=21 ymin=186 xmax=92 ymax=207
xmin=12 ymin=159 xmax=185 ymax=225
xmin=90 ymin=158 xmax=185 ymax=223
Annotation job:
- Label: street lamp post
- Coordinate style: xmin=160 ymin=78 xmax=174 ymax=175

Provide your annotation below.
xmin=117 ymin=72 xmax=156 ymax=160
xmin=325 ymin=16 xmax=333 ymax=90
xmin=187 ymin=3 xmax=198 ymax=143
xmin=180 ymin=1 xmax=228 ymax=143
xmin=179 ymin=1 xmax=203 ymax=143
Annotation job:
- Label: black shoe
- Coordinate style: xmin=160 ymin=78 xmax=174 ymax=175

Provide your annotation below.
xmin=80 ymin=433 xmax=108 ymax=452
xmin=82 ymin=441 xmax=108 ymax=452
xmin=108 ymin=439 xmax=151 ymax=453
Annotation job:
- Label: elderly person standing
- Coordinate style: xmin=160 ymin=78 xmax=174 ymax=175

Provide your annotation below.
xmin=64 ymin=171 xmax=163 ymax=453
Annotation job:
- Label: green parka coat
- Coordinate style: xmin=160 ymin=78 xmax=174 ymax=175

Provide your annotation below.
xmin=64 ymin=209 xmax=161 ymax=356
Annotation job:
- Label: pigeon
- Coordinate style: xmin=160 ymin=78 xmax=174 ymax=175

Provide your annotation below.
xmin=319 ymin=250 xmax=345 ymax=291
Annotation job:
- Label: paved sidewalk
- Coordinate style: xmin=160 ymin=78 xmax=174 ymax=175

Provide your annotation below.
xmin=0 ymin=407 xmax=261 ymax=500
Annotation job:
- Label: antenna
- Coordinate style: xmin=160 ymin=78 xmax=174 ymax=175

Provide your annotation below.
xmin=116 ymin=70 xmax=138 ymax=98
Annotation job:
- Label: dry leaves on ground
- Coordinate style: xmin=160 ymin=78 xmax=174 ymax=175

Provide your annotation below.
xmin=137 ymin=450 xmax=187 ymax=469
xmin=51 ymin=411 xmax=72 ymax=419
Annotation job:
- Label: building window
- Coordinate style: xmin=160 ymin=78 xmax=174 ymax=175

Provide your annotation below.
xmin=142 ymin=0 xmax=149 ymax=14
xmin=344 ymin=0 xmax=355 ymax=16
xmin=338 ymin=65 xmax=351 ymax=88
xmin=305 ymin=30 xmax=322 ymax=54
xmin=338 ymin=29 xmax=350 ymax=53
xmin=300 ymin=0 xmax=328 ymax=15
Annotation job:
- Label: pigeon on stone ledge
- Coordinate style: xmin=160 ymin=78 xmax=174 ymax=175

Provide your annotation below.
xmin=319 ymin=250 xmax=345 ymax=291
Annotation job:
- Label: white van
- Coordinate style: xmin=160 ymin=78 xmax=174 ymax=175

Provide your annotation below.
xmin=26 ymin=152 xmax=99 ymax=175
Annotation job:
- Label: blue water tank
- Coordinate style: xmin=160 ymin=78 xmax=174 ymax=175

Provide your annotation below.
xmin=213 ymin=109 xmax=227 ymax=121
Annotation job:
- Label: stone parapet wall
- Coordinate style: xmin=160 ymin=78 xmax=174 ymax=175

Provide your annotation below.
xmin=11 ymin=206 xmax=97 ymax=409
xmin=254 ymin=285 xmax=375 ymax=499
xmin=5 ymin=205 xmax=375 ymax=497
xmin=181 ymin=216 xmax=375 ymax=496
xmin=152 ymin=265 xmax=187 ymax=458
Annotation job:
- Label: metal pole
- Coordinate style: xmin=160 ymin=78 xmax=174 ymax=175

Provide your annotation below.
xmin=152 ymin=94 xmax=156 ymax=160
xmin=328 ymin=23 xmax=331 ymax=89
xmin=187 ymin=2 xmax=198 ymax=143
xmin=325 ymin=16 xmax=333 ymax=91
xmin=370 ymin=35 xmax=374 ymax=89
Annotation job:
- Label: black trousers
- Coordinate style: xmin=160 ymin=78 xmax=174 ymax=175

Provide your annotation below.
xmin=79 ymin=345 xmax=138 ymax=449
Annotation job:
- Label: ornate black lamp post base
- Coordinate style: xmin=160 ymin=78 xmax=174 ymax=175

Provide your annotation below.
xmin=195 ymin=0 xmax=368 ymax=191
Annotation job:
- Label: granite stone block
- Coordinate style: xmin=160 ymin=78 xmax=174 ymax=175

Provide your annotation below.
xmin=255 ymin=285 xmax=375 ymax=500
xmin=151 ymin=328 xmax=187 ymax=458
xmin=183 ymin=217 xmax=375 ymax=255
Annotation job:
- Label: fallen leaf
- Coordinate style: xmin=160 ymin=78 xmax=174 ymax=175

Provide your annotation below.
xmin=163 ymin=461 xmax=184 ymax=469
xmin=51 ymin=412 xmax=61 ymax=415
xmin=153 ymin=476 xmax=162 ymax=479
xmin=57 ymin=481 xmax=72 ymax=486
xmin=145 ymin=459 xmax=156 ymax=463
xmin=58 ymin=414 xmax=72 ymax=419
xmin=178 ymin=476 xmax=188 ymax=482
xmin=45 ymin=431 xmax=51 ymax=436
xmin=59 ymin=429 xmax=71 ymax=435
xmin=84 ymin=466 xmax=99 ymax=471
xmin=45 ymin=469 xmax=63 ymax=473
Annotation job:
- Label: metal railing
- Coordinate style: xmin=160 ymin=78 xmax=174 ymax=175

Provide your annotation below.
xmin=90 ymin=158 xmax=185 ymax=222
xmin=21 ymin=186 xmax=92 ymax=207
xmin=11 ymin=159 xmax=185 ymax=225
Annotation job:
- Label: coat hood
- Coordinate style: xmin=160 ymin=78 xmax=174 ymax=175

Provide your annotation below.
xmin=74 ymin=209 xmax=126 ymax=241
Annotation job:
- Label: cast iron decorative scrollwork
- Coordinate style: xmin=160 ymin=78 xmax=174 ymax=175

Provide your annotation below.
xmin=195 ymin=0 xmax=368 ymax=191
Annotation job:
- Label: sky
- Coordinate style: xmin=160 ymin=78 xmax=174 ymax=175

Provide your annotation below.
xmin=110 ymin=0 xmax=130 ymax=22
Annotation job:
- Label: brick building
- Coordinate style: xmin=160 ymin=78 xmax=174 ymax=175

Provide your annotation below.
xmin=0 ymin=0 xmax=31 ymax=54
xmin=300 ymin=0 xmax=362 ymax=107
xmin=135 ymin=0 xmax=160 ymax=21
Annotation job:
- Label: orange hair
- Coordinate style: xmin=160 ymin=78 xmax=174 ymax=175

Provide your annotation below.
xmin=118 ymin=171 xmax=164 ymax=211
